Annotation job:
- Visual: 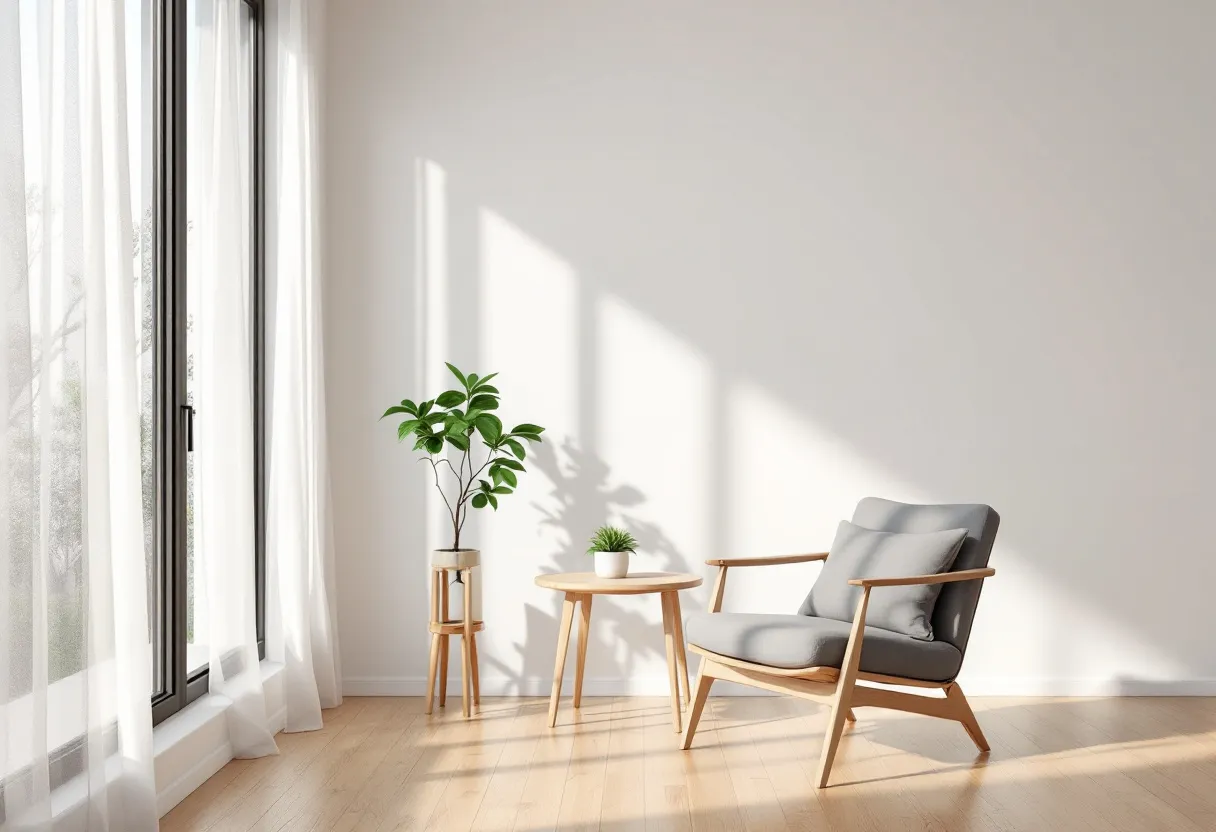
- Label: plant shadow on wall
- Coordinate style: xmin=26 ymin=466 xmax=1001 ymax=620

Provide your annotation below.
xmin=489 ymin=436 xmax=693 ymax=693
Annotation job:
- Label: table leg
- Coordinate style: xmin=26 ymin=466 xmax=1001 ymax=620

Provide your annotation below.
xmin=548 ymin=592 xmax=577 ymax=728
xmin=670 ymin=592 xmax=690 ymax=707
xmin=574 ymin=594 xmax=593 ymax=709
xmin=661 ymin=592 xmax=683 ymax=733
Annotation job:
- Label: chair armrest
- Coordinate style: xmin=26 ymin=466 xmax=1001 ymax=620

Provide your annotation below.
xmin=848 ymin=567 xmax=995 ymax=588
xmin=705 ymin=552 xmax=829 ymax=568
xmin=705 ymin=553 xmax=829 ymax=612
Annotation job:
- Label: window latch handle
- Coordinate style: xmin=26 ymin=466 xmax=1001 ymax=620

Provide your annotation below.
xmin=182 ymin=404 xmax=196 ymax=452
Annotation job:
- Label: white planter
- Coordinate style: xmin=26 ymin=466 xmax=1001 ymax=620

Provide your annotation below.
xmin=593 ymin=550 xmax=630 ymax=579
xmin=432 ymin=549 xmax=482 ymax=621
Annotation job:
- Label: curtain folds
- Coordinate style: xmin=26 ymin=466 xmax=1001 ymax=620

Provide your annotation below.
xmin=1 ymin=0 xmax=159 ymax=828
xmin=191 ymin=0 xmax=278 ymax=761
xmin=266 ymin=0 xmax=342 ymax=733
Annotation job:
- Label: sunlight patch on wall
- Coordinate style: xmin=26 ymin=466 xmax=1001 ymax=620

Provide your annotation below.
xmin=595 ymin=294 xmax=711 ymax=574
xmin=415 ymin=158 xmax=450 ymax=553
xmin=478 ymin=209 xmax=580 ymax=668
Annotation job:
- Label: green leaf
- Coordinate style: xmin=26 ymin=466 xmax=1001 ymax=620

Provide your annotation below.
xmin=511 ymin=423 xmax=545 ymax=436
xmin=495 ymin=458 xmax=525 ymax=472
xmin=505 ymin=438 xmax=526 ymax=460
xmin=472 ymin=373 xmax=498 ymax=389
xmin=400 ymin=399 xmax=418 ymax=414
xmin=422 ymin=412 xmax=447 ymax=426
xmin=412 ymin=434 xmax=430 ymax=451
xmin=435 ymin=390 xmax=467 ymax=408
xmin=499 ymin=468 xmax=518 ymax=488
xmin=445 ymin=419 xmax=469 ymax=436
xmin=475 ymin=413 xmax=502 ymax=442
xmin=472 ymin=384 xmax=499 ymax=395
xmin=381 ymin=405 xmax=413 ymax=419
xmin=491 ymin=486 xmax=513 ymax=495
xmin=397 ymin=419 xmax=422 ymax=440
xmin=471 ymin=493 xmax=488 ymax=509
xmin=468 ymin=394 xmax=499 ymax=411
xmin=487 ymin=494 xmax=498 ymax=510
xmin=479 ymin=479 xmax=493 ymax=493
xmin=586 ymin=525 xmax=639 ymax=554
xmin=463 ymin=408 xmax=483 ymax=424
xmin=445 ymin=363 xmax=468 ymax=388
xmin=445 ymin=433 xmax=469 ymax=451
xmin=417 ymin=400 xmax=434 ymax=417
xmin=467 ymin=373 xmax=479 ymax=388
xmin=424 ymin=436 xmax=444 ymax=454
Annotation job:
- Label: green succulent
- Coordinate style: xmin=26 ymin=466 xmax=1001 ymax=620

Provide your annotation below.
xmin=587 ymin=525 xmax=638 ymax=555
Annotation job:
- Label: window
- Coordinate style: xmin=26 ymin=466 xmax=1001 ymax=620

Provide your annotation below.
xmin=148 ymin=0 xmax=265 ymax=726
xmin=3 ymin=0 xmax=264 ymax=797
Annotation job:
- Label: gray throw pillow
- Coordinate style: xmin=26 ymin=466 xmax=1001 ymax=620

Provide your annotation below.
xmin=798 ymin=520 xmax=968 ymax=640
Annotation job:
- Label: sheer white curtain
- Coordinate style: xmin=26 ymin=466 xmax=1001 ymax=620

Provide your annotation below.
xmin=0 ymin=0 xmax=158 ymax=829
xmin=266 ymin=0 xmax=342 ymax=732
xmin=190 ymin=0 xmax=278 ymax=759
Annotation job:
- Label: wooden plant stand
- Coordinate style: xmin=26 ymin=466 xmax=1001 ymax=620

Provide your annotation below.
xmin=426 ymin=565 xmax=483 ymax=718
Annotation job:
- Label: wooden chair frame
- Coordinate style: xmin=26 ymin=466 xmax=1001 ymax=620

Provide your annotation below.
xmin=680 ymin=552 xmax=995 ymax=788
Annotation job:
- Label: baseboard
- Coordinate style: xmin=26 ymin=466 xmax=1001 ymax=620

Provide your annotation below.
xmin=342 ymin=674 xmax=1216 ymax=698
xmin=155 ymin=739 xmax=233 ymax=818
xmin=154 ymin=662 xmax=288 ymax=818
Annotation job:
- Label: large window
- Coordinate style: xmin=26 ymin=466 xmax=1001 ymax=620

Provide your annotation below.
xmin=148 ymin=0 xmax=265 ymax=725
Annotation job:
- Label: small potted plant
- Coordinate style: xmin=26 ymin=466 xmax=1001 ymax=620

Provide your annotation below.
xmin=382 ymin=363 xmax=545 ymax=584
xmin=587 ymin=526 xmax=637 ymax=579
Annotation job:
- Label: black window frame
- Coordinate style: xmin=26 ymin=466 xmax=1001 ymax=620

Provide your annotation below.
xmin=151 ymin=0 xmax=266 ymax=727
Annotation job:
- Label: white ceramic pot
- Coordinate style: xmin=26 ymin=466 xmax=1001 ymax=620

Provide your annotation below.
xmin=594 ymin=550 xmax=630 ymax=579
xmin=432 ymin=549 xmax=482 ymax=620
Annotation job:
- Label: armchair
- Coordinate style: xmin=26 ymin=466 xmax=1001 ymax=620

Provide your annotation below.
xmin=680 ymin=498 xmax=1000 ymax=788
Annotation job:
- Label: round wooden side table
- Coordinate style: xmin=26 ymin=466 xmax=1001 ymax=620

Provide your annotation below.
xmin=427 ymin=565 xmax=483 ymax=718
xmin=534 ymin=571 xmax=703 ymax=731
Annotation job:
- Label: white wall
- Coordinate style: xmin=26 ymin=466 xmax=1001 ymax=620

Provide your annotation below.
xmin=324 ymin=1 xmax=1216 ymax=697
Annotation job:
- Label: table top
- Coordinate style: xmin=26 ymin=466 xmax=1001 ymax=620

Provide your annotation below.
xmin=534 ymin=571 xmax=703 ymax=595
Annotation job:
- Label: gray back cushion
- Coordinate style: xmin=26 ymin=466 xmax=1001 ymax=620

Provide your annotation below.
xmin=850 ymin=498 xmax=1000 ymax=658
xmin=798 ymin=521 xmax=967 ymax=640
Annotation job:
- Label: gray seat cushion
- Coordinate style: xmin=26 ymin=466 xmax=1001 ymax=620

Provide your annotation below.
xmin=798 ymin=520 xmax=968 ymax=640
xmin=684 ymin=611 xmax=964 ymax=682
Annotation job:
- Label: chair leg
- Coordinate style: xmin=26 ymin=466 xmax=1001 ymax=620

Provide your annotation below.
xmin=680 ymin=665 xmax=714 ymax=750
xmin=816 ymin=588 xmax=870 ymax=788
xmin=845 ymin=708 xmax=857 ymax=723
xmin=946 ymin=682 xmax=989 ymax=752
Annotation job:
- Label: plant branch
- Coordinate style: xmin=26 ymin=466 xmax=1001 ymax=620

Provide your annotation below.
xmin=422 ymin=457 xmax=458 ymax=531
xmin=456 ymin=446 xmax=500 ymax=511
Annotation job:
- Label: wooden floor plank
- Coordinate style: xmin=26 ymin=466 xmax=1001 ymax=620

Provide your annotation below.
xmin=161 ymin=695 xmax=1216 ymax=832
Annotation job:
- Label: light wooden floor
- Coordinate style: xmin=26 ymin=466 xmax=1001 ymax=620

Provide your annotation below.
xmin=162 ymin=694 xmax=1216 ymax=831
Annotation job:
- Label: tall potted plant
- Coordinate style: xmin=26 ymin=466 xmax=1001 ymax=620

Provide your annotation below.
xmin=382 ymin=363 xmax=545 ymax=599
